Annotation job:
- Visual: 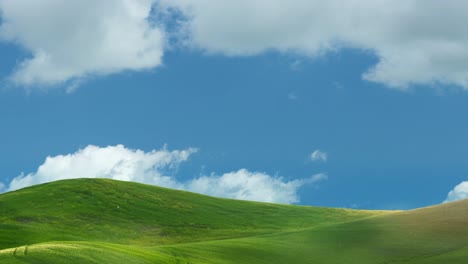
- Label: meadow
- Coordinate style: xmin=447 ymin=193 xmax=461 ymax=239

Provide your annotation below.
xmin=0 ymin=179 xmax=467 ymax=263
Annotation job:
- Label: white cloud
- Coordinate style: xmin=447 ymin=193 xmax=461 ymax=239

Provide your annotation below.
xmin=310 ymin=150 xmax=327 ymax=162
xmin=444 ymin=181 xmax=468 ymax=203
xmin=5 ymin=145 xmax=319 ymax=204
xmin=309 ymin=173 xmax=328 ymax=184
xmin=188 ymin=170 xmax=309 ymax=204
xmin=7 ymin=145 xmax=196 ymax=191
xmin=3 ymin=1 xmax=468 ymax=90
xmin=0 ymin=182 xmax=4 ymax=192
xmin=160 ymin=0 xmax=468 ymax=89
xmin=0 ymin=0 xmax=164 ymax=87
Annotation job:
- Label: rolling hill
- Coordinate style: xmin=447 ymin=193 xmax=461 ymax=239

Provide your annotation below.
xmin=0 ymin=178 xmax=466 ymax=263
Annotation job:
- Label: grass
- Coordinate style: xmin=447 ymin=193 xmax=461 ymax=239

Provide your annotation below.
xmin=0 ymin=178 xmax=467 ymax=263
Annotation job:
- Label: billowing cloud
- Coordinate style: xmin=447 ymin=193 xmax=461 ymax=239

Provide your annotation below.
xmin=0 ymin=0 xmax=164 ymax=87
xmin=188 ymin=170 xmax=325 ymax=204
xmin=159 ymin=0 xmax=468 ymax=89
xmin=310 ymin=150 xmax=327 ymax=162
xmin=2 ymin=1 xmax=468 ymax=90
xmin=444 ymin=181 xmax=468 ymax=203
xmin=5 ymin=145 xmax=320 ymax=204
xmin=7 ymin=145 xmax=196 ymax=191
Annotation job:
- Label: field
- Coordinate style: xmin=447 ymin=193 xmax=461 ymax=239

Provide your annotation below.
xmin=0 ymin=179 xmax=467 ymax=263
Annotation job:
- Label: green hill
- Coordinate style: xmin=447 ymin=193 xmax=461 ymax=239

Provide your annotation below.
xmin=0 ymin=178 xmax=466 ymax=263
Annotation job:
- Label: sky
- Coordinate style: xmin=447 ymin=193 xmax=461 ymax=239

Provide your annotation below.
xmin=0 ymin=0 xmax=468 ymax=209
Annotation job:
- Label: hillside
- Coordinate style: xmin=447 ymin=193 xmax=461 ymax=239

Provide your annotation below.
xmin=0 ymin=179 xmax=383 ymax=249
xmin=0 ymin=179 xmax=467 ymax=263
xmin=156 ymin=198 xmax=468 ymax=263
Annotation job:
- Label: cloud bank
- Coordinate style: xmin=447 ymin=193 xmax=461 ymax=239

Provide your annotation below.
xmin=7 ymin=145 xmax=195 ymax=191
xmin=160 ymin=0 xmax=468 ymax=89
xmin=3 ymin=145 xmax=321 ymax=204
xmin=445 ymin=181 xmax=468 ymax=203
xmin=3 ymin=1 xmax=467 ymax=90
xmin=0 ymin=0 xmax=164 ymax=86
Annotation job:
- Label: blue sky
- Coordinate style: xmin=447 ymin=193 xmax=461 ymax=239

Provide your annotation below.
xmin=1 ymin=1 xmax=468 ymax=209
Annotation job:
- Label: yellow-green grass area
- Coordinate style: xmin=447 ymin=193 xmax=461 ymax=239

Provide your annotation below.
xmin=0 ymin=242 xmax=168 ymax=264
xmin=0 ymin=178 xmax=385 ymax=250
xmin=153 ymin=199 xmax=468 ymax=263
xmin=1 ymin=179 xmax=467 ymax=263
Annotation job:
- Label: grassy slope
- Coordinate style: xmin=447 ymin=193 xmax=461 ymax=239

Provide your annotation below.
xmin=0 ymin=179 xmax=382 ymax=248
xmin=1 ymin=179 xmax=467 ymax=263
xmin=158 ymin=199 xmax=468 ymax=263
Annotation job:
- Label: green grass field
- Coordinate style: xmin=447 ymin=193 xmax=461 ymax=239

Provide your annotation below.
xmin=0 ymin=178 xmax=467 ymax=263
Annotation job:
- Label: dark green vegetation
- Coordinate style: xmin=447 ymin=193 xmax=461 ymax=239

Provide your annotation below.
xmin=0 ymin=179 xmax=467 ymax=263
